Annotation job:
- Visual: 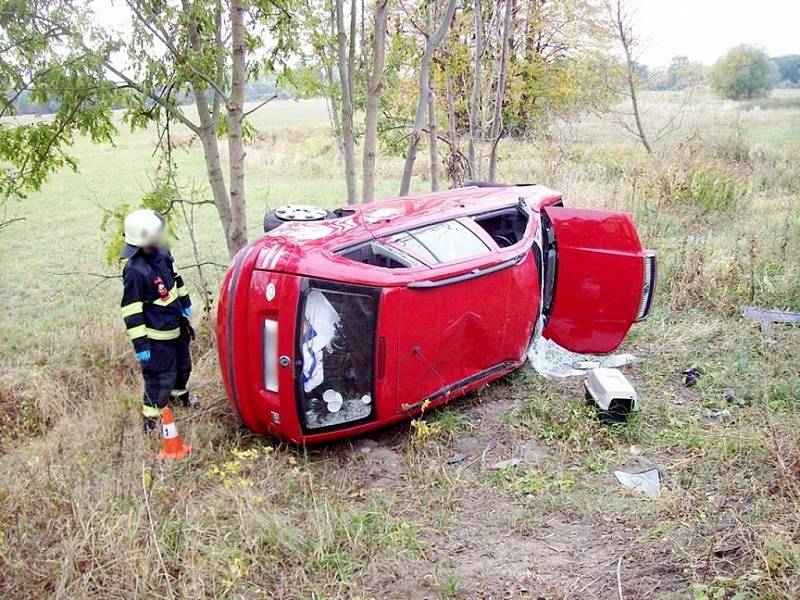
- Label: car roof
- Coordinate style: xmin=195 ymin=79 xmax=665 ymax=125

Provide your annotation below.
xmin=253 ymin=184 xmax=561 ymax=285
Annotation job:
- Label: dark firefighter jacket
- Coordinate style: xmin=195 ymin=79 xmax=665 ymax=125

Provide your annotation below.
xmin=120 ymin=248 xmax=192 ymax=354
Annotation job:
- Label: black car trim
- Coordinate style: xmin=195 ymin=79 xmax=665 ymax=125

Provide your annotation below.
xmin=636 ymin=253 xmax=657 ymax=321
xmin=401 ymin=361 xmax=517 ymax=412
xmin=460 ymin=180 xmax=538 ymax=188
xmin=406 ymin=253 xmax=524 ymax=289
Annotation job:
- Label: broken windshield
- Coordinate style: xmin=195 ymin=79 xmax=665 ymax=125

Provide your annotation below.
xmin=297 ymin=280 xmax=379 ymax=431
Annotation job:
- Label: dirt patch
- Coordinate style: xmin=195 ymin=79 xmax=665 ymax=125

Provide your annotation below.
xmin=441 ymin=513 xmax=631 ymax=598
xmin=347 ymin=437 xmax=408 ymax=489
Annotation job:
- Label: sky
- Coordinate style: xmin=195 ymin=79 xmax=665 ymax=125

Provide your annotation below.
xmin=632 ymin=0 xmax=800 ymax=67
xmin=90 ymin=0 xmax=800 ymax=70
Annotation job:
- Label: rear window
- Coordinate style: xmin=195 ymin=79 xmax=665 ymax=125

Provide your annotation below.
xmin=297 ymin=281 xmax=378 ymax=431
xmin=387 ymin=220 xmax=490 ymax=264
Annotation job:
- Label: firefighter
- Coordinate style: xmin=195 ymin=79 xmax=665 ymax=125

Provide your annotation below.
xmin=119 ymin=209 xmax=197 ymax=432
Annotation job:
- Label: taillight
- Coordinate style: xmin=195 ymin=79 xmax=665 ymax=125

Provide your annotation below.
xmin=263 ymin=319 xmax=279 ymax=391
xmin=636 ymin=252 xmax=657 ymax=321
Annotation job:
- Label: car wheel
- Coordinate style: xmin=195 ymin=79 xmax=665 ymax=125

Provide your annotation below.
xmin=263 ymin=204 xmax=331 ymax=232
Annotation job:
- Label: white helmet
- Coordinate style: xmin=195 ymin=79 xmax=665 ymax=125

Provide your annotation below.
xmin=121 ymin=209 xmax=166 ymax=258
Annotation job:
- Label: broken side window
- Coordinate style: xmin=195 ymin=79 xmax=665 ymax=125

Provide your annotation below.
xmin=473 ymin=207 xmax=529 ymax=248
xmin=337 ymin=241 xmax=423 ymax=269
xmin=297 ymin=280 xmax=379 ymax=431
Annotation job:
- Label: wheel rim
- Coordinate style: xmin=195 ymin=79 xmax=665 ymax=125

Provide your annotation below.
xmin=274 ymin=204 xmax=328 ymax=221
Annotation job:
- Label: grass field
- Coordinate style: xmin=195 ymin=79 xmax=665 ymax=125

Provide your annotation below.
xmin=1 ymin=89 xmax=799 ymax=598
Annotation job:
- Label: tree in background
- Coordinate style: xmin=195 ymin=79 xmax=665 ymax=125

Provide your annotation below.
xmin=104 ymin=0 xmax=297 ymax=257
xmin=363 ymin=0 xmax=389 ymax=202
xmin=773 ymin=54 xmax=800 ymax=87
xmin=2 ymin=0 xmax=297 ymax=256
xmin=608 ymin=0 xmax=651 ymax=153
xmin=712 ymin=45 xmax=778 ymax=101
xmin=381 ymin=0 xmax=615 ymax=187
xmin=398 ymin=0 xmax=458 ymax=195
xmin=646 ymin=55 xmax=708 ymax=91
xmin=604 ymin=2 xmax=696 ymax=153
xmin=0 ymin=0 xmax=117 ymax=228
xmin=298 ymin=0 xmax=390 ymax=204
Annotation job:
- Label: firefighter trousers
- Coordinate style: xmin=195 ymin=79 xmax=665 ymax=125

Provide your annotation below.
xmin=141 ymin=332 xmax=192 ymax=418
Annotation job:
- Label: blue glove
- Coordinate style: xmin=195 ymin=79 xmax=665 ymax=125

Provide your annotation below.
xmin=182 ymin=306 xmax=192 ymax=318
xmin=137 ymin=350 xmax=151 ymax=362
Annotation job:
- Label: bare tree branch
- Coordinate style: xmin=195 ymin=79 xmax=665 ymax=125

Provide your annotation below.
xmin=242 ymin=93 xmax=279 ymax=119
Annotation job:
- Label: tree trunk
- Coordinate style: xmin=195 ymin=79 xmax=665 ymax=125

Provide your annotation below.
xmin=227 ymin=0 xmax=248 ymax=255
xmin=427 ymin=79 xmax=440 ymax=191
xmin=488 ymin=0 xmax=512 ymax=182
xmin=398 ymin=0 xmax=458 ymax=196
xmin=197 ymin=127 xmax=235 ymax=253
xmin=426 ymin=0 xmax=439 ymax=192
xmin=325 ymin=5 xmax=343 ymax=153
xmin=444 ymin=74 xmax=463 ymax=186
xmin=336 ymin=0 xmax=358 ymax=203
xmin=184 ymin=0 xmax=237 ymax=257
xmin=362 ymin=0 xmax=388 ymax=203
xmin=467 ymin=0 xmax=482 ymax=177
xmin=348 ymin=0 xmax=357 ymax=102
xmin=613 ymin=0 xmax=651 ymax=154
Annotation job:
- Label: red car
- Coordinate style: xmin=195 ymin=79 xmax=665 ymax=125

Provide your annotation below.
xmin=216 ymin=184 xmax=655 ymax=444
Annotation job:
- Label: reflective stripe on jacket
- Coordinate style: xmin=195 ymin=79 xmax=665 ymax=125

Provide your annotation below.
xmin=120 ymin=248 xmax=192 ymax=353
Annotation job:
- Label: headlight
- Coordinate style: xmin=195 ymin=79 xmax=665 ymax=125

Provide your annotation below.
xmin=263 ymin=319 xmax=278 ymax=392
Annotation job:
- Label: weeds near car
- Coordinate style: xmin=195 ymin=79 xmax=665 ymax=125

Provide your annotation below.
xmin=2 ymin=91 xmax=800 ymax=597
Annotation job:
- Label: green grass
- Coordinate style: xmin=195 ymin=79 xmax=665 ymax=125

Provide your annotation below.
xmin=1 ymin=90 xmax=800 ymax=598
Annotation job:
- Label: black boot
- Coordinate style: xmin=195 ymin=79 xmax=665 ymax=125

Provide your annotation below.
xmin=174 ymin=390 xmax=199 ymax=408
xmin=143 ymin=417 xmax=158 ymax=433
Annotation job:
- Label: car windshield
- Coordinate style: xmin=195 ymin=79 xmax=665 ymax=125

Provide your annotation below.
xmin=387 ymin=220 xmax=490 ymax=264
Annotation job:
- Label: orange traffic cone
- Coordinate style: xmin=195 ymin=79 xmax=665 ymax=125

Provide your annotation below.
xmin=156 ymin=406 xmax=191 ymax=461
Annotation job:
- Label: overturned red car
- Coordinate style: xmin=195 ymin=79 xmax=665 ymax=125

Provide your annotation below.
xmin=216 ymin=183 xmax=655 ymax=444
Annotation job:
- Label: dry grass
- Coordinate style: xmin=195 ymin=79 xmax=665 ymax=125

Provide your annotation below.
xmin=1 ymin=91 xmax=799 ymax=598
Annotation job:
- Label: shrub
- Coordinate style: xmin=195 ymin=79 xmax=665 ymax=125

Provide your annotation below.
xmin=711 ymin=45 xmax=779 ymax=100
xmin=650 ymin=160 xmax=742 ymax=214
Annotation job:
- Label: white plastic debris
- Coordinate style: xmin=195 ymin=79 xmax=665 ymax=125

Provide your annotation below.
xmin=572 ymin=360 xmax=601 ymax=370
xmin=585 ymin=368 xmax=638 ymax=412
xmin=614 ymin=468 xmax=661 ymax=498
xmin=301 ymin=290 xmax=341 ymax=392
xmin=323 ymin=389 xmax=343 ymax=413
xmin=527 ymin=335 xmax=635 ymax=379
xmin=490 ymin=458 xmax=522 ymax=470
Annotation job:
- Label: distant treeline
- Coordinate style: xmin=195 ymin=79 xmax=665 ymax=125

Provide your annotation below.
xmin=637 ymin=54 xmax=800 ymax=92
xmin=5 ymin=78 xmax=290 ymax=116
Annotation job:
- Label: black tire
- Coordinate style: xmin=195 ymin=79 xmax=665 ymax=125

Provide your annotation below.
xmin=263 ymin=210 xmax=285 ymax=233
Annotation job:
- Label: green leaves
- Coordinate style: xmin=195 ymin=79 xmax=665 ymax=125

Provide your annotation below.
xmin=712 ymin=45 xmax=779 ymax=101
xmin=0 ymin=0 xmax=118 ymax=202
xmin=100 ymin=172 xmax=181 ymax=265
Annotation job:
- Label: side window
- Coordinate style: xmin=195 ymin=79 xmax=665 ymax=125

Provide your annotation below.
xmin=387 ymin=220 xmax=490 ymax=264
xmin=338 ymin=241 xmax=422 ymax=269
xmin=473 ymin=207 xmax=529 ymax=248
xmin=385 ymin=232 xmax=438 ymax=264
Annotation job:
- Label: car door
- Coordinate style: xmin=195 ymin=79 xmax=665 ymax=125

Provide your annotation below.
xmin=387 ymin=219 xmax=523 ymax=411
xmin=470 ymin=203 xmax=541 ymax=362
xmin=540 ymin=206 xmax=653 ymax=354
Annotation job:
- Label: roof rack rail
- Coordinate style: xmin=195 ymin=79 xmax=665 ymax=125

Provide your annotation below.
xmin=461 ymin=180 xmax=537 ymax=188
